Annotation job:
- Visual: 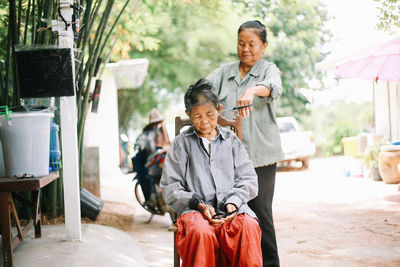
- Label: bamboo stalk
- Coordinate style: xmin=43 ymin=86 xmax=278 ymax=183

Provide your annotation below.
xmin=78 ymin=0 xmax=114 ymax=138
xmin=79 ymin=135 xmax=84 ymax=186
xmin=77 ymin=0 xmax=94 ymax=48
xmin=77 ymin=1 xmax=110 ymax=122
xmin=4 ymin=0 xmax=16 ymax=106
xmin=17 ymin=0 xmax=22 ymax=43
xmin=76 ymin=0 xmax=103 ymax=112
xmin=98 ymin=0 xmax=133 ymax=64
xmin=43 ymin=0 xmax=53 ymax=44
xmin=79 ymin=0 xmax=108 ymax=93
xmin=89 ymin=0 xmax=103 ymax=30
xmin=34 ymin=0 xmax=44 ymax=43
xmin=79 ymin=0 xmax=131 ymax=136
xmin=9 ymin=0 xmax=18 ymax=107
xmin=51 ymin=0 xmax=57 ymax=44
xmin=0 ymin=62 xmax=5 ymax=105
xmin=50 ymin=180 xmax=57 ymax=217
xmin=77 ymin=0 xmax=117 ymax=182
xmin=23 ymin=0 xmax=31 ymax=45
xmin=31 ymin=0 xmax=35 ymax=44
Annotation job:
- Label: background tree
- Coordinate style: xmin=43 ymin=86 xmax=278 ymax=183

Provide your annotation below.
xmin=116 ymin=0 xmax=330 ymax=133
xmin=375 ymin=0 xmax=400 ymax=34
xmin=116 ymin=0 xmax=251 ymax=132
xmin=236 ymin=0 xmax=331 ymax=120
xmin=303 ymin=100 xmax=374 ymax=156
xmin=0 ymin=0 xmax=161 ymax=218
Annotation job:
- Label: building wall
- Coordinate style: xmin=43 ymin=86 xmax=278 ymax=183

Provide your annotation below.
xmin=83 ymin=70 xmax=122 ymax=183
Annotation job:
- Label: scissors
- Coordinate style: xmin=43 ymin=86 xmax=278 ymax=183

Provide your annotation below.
xmin=212 ymin=209 xmax=238 ymax=219
xmin=221 ymin=104 xmax=253 ymax=113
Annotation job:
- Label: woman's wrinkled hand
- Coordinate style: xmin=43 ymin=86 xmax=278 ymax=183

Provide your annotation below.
xmin=198 ymin=203 xmax=225 ymax=226
xmin=223 ymin=203 xmax=238 ymax=222
xmin=238 ymin=87 xmax=255 ymax=118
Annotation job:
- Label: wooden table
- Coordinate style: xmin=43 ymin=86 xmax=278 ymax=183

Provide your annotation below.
xmin=0 ymin=172 xmax=59 ymax=267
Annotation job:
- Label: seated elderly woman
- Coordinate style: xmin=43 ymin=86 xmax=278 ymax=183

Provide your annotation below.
xmin=160 ymin=78 xmax=262 ymax=267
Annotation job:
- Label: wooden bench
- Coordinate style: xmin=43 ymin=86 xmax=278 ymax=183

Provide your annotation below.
xmin=0 ymin=172 xmax=59 ymax=267
xmin=168 ymin=115 xmax=242 ymax=267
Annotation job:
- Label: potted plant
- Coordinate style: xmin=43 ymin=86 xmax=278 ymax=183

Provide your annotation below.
xmin=361 ymin=143 xmax=382 ymax=181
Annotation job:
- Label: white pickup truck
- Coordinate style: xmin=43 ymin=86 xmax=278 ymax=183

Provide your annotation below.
xmin=277 ymin=116 xmax=316 ymax=169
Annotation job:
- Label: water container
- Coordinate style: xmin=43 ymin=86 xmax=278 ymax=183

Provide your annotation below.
xmin=49 ymin=121 xmax=61 ymax=171
xmin=0 ymin=141 xmax=6 ymax=177
xmin=0 ymin=106 xmax=54 ymax=177
xmin=80 ymin=188 xmax=104 ymax=220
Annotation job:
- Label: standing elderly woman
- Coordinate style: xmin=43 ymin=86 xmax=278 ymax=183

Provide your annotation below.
xmin=207 ymin=20 xmax=283 ymax=267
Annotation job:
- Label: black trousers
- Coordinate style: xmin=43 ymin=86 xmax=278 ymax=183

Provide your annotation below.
xmin=248 ymin=164 xmax=279 ymax=267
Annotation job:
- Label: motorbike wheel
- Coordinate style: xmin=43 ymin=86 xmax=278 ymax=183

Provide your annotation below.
xmin=134 ymin=180 xmax=146 ymax=209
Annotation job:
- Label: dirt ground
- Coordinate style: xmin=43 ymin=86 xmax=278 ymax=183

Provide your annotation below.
xmin=99 ymin=156 xmax=400 ymax=267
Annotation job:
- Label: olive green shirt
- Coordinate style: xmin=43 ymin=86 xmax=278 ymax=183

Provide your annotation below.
xmin=207 ymin=59 xmax=284 ymax=167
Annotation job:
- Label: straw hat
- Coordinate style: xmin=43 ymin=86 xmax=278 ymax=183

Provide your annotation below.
xmin=148 ymin=108 xmax=164 ymax=124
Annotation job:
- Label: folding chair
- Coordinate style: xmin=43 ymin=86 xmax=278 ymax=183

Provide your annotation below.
xmin=168 ymin=114 xmax=242 ymax=267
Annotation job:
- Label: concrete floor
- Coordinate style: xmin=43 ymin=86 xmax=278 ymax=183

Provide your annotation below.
xmin=2 ymin=156 xmax=400 ymax=266
xmin=5 ymin=224 xmax=145 ymax=267
xmin=0 ymin=169 xmax=143 ymax=267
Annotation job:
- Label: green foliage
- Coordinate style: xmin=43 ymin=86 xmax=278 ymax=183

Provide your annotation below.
xmin=117 ymin=0 xmax=330 ymax=132
xmin=120 ymin=0 xmax=329 ymax=132
xmin=360 ymin=143 xmax=381 ymax=168
xmin=375 ymin=0 xmax=400 ymax=34
xmin=117 ymin=0 xmax=250 ymax=131
xmin=0 ymin=0 xmax=136 ymax=217
xmin=302 ymin=100 xmax=374 ymax=156
xmin=0 ymin=0 xmax=59 ymax=107
xmin=241 ymin=0 xmax=331 ymax=119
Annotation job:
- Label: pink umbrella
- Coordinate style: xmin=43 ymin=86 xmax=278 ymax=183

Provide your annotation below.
xmin=332 ymin=38 xmax=400 ymax=81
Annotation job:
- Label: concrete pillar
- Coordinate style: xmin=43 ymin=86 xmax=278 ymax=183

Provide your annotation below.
xmin=58 ymin=0 xmax=81 ymax=240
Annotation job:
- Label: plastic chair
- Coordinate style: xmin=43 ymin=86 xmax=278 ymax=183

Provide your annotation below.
xmin=168 ymin=114 xmax=242 ymax=267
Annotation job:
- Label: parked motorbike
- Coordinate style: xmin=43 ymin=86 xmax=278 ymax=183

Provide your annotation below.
xmin=132 ymin=150 xmax=175 ymax=223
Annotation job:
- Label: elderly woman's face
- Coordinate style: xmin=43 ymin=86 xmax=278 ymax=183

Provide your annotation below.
xmin=187 ymin=103 xmax=221 ymax=139
xmin=237 ymin=29 xmax=268 ymax=67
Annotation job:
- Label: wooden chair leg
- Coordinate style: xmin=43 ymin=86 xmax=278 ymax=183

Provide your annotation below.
xmin=173 ymin=231 xmax=180 ymax=267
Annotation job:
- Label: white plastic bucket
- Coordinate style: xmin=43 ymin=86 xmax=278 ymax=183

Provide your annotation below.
xmin=0 ymin=141 xmax=6 ymax=177
xmin=0 ymin=111 xmax=54 ymax=177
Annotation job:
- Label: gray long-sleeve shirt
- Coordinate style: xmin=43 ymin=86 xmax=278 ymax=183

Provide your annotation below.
xmin=207 ymin=59 xmax=284 ymax=167
xmin=160 ymin=125 xmax=258 ymax=218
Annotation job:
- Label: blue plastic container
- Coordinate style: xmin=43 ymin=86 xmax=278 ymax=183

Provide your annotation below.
xmin=49 ymin=121 xmax=61 ymax=171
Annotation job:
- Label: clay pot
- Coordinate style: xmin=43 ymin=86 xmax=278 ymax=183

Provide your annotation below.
xmin=378 ymin=145 xmax=400 ymax=184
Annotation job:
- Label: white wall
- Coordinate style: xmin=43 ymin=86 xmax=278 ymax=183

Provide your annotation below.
xmin=374 ymin=81 xmax=400 ymax=143
xmin=84 ymin=70 xmax=121 ymax=181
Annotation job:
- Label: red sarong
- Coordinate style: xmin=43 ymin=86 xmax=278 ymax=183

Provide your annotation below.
xmin=176 ymin=212 xmax=262 ymax=267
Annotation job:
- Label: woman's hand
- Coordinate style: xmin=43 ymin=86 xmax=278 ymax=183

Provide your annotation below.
xmin=223 ymin=203 xmax=238 ymax=222
xmin=238 ymin=85 xmax=271 ymax=118
xmin=198 ymin=203 xmax=225 ymax=226
xmin=238 ymin=88 xmax=255 ymax=118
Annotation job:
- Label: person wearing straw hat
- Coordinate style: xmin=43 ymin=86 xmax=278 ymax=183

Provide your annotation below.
xmin=134 ymin=108 xmax=170 ymax=206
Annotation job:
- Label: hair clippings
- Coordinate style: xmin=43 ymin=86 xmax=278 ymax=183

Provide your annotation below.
xmin=14 ymin=173 xmax=35 ymax=179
